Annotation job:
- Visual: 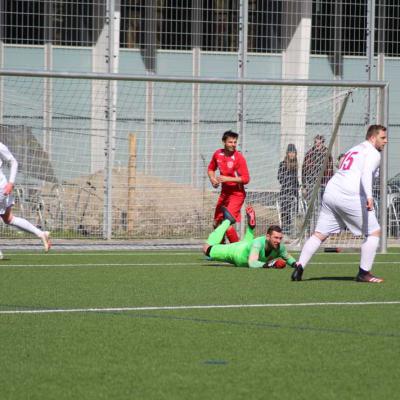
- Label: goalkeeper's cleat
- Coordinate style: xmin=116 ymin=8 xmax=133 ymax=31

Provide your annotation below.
xmin=291 ymin=263 xmax=304 ymax=281
xmin=356 ymin=271 xmax=384 ymax=283
xmin=41 ymin=231 xmax=52 ymax=253
xmin=222 ymin=207 xmax=236 ymax=225
xmin=245 ymin=206 xmax=256 ymax=229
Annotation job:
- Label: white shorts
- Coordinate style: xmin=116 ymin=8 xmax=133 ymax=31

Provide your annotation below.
xmin=0 ymin=191 xmax=14 ymax=215
xmin=315 ymin=191 xmax=380 ymax=236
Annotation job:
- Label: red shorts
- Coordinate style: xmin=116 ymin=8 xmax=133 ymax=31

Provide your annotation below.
xmin=214 ymin=191 xmax=246 ymax=223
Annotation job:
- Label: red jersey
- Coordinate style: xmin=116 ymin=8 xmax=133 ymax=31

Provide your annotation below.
xmin=208 ymin=149 xmax=250 ymax=194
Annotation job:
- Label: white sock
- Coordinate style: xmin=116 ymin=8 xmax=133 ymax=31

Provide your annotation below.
xmin=298 ymin=235 xmax=322 ymax=268
xmin=360 ymin=235 xmax=380 ymax=272
xmin=10 ymin=216 xmax=43 ymax=238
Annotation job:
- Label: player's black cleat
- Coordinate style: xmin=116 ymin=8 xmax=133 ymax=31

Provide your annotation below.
xmin=291 ymin=263 xmax=304 ymax=281
xmin=355 ymin=271 xmax=384 ymax=283
xmin=245 ymin=206 xmax=256 ymax=229
xmin=222 ymin=206 xmax=236 ymax=225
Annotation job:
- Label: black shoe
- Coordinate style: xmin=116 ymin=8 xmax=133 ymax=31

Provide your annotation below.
xmin=222 ymin=207 xmax=236 ymax=225
xmin=291 ymin=263 xmax=304 ymax=281
xmin=356 ymin=272 xmax=384 ymax=283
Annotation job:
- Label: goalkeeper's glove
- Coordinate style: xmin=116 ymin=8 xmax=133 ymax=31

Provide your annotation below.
xmin=263 ymin=258 xmax=287 ymax=269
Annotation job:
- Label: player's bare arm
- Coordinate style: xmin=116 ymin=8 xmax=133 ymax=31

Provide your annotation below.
xmin=217 ymin=175 xmax=244 ymax=183
xmin=207 ymin=170 xmax=219 ymax=188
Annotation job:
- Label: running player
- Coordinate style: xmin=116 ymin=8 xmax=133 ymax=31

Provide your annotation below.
xmin=203 ymin=206 xmax=296 ymax=269
xmin=292 ymin=124 xmax=387 ymax=283
xmin=208 ymin=130 xmax=250 ymax=243
xmin=0 ymin=141 xmax=51 ymax=254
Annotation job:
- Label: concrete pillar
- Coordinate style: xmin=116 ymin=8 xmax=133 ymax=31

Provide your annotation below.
xmin=90 ymin=0 xmax=120 ymax=174
xmin=280 ymin=0 xmax=312 ymax=163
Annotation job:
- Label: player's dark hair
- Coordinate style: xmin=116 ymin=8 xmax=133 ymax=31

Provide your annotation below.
xmin=314 ymin=134 xmax=325 ymax=143
xmin=222 ymin=130 xmax=239 ymax=142
xmin=267 ymin=225 xmax=282 ymax=235
xmin=365 ymin=124 xmax=387 ymax=140
xmin=337 ymin=153 xmax=345 ymax=161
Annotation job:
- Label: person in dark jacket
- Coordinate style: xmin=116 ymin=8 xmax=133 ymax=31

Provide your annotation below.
xmin=301 ymin=135 xmax=334 ymax=202
xmin=278 ymin=143 xmax=299 ymax=236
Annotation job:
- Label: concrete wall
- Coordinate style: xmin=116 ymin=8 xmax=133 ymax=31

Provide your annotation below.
xmin=1 ymin=47 xmax=399 ymax=190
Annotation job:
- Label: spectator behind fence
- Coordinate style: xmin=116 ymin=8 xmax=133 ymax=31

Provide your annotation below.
xmin=301 ymin=135 xmax=334 ymax=202
xmin=277 ymin=143 xmax=299 ymax=236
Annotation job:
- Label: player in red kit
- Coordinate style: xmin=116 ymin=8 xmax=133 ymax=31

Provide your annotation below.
xmin=208 ymin=130 xmax=250 ymax=243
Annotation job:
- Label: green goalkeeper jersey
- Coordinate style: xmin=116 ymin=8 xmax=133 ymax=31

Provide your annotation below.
xmin=208 ymin=233 xmax=296 ymax=268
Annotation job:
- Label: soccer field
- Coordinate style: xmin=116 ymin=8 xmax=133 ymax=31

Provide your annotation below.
xmin=0 ymin=249 xmax=399 ymax=400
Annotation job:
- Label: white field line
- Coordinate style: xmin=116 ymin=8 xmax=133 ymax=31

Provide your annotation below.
xmin=2 ymin=251 xmax=400 ymax=257
xmin=1 ymin=301 xmax=400 ymax=315
xmin=0 ymin=261 xmax=398 ymax=268
xmin=0 ymin=262 xmax=201 ymax=268
xmin=1 ymin=252 xmax=199 ymax=257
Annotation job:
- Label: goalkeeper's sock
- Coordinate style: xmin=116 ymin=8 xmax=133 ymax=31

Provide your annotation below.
xmin=298 ymin=235 xmax=322 ymax=268
xmin=207 ymin=220 xmax=230 ymax=246
xmin=360 ymin=235 xmax=379 ymax=272
xmin=243 ymin=227 xmax=255 ymax=242
xmin=9 ymin=216 xmax=43 ymax=238
xmin=226 ymin=226 xmax=239 ymax=243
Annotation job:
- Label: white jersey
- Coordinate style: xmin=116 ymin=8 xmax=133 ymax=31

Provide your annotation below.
xmin=325 ymin=140 xmax=380 ymax=199
xmin=0 ymin=142 xmax=18 ymax=187
xmin=0 ymin=142 xmax=18 ymax=214
xmin=316 ymin=140 xmax=381 ymax=236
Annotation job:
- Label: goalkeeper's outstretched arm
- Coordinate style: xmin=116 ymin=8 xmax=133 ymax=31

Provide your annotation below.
xmin=248 ymin=242 xmax=265 ymax=268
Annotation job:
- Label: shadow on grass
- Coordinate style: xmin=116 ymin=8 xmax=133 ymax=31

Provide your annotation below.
xmin=112 ymin=311 xmax=400 ymax=338
xmin=306 ymin=276 xmax=355 ymax=281
xmin=202 ymin=262 xmax=233 ymax=268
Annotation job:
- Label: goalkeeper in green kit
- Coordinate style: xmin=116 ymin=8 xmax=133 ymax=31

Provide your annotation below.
xmin=203 ymin=206 xmax=298 ymax=269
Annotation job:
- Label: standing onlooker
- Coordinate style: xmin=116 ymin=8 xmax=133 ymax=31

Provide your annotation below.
xmin=301 ymin=135 xmax=334 ymax=202
xmin=208 ymin=130 xmax=250 ymax=243
xmin=0 ymin=141 xmax=51 ymax=256
xmin=291 ymin=124 xmax=387 ymax=283
xmin=277 ymin=143 xmax=299 ymax=236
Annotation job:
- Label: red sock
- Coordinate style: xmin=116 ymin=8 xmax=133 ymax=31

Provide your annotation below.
xmin=226 ymin=226 xmax=239 ymax=243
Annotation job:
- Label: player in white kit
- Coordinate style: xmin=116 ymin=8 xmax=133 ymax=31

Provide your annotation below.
xmin=0 ymin=142 xmax=51 ymax=257
xmin=291 ymin=125 xmax=387 ymax=283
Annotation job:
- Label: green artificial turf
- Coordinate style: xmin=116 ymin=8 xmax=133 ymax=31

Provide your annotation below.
xmin=0 ymin=249 xmax=399 ymax=399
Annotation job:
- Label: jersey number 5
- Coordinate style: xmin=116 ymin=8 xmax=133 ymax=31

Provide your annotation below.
xmin=339 ymin=151 xmax=359 ymax=170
